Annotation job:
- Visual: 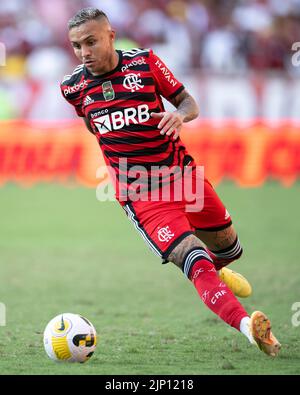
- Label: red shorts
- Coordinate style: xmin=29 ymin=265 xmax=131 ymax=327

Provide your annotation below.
xmin=122 ymin=176 xmax=232 ymax=260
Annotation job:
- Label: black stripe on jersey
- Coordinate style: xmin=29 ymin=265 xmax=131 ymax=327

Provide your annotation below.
xmin=100 ymin=134 xmax=166 ymax=146
xmin=100 ymin=124 xmax=156 ymax=139
xmin=122 ymin=92 xmax=157 ymax=102
xmin=90 ymin=92 xmax=157 ymax=103
xmin=122 ymin=64 xmax=150 ymax=72
xmin=96 ymin=76 xmax=154 ymax=86
xmin=62 ymin=90 xmax=82 ymax=100
xmin=111 ymin=151 xmax=175 ymax=169
xmin=168 ymin=85 xmax=185 ymax=99
xmin=98 ymin=125 xmax=158 ymax=137
xmin=176 ymin=145 xmax=186 ymax=166
xmin=125 ymin=175 xmax=182 ymax=190
xmin=111 ymin=124 xmax=159 ymax=133
xmin=104 ymin=140 xmax=171 ymax=158
xmin=118 ymin=166 xmax=184 ymax=190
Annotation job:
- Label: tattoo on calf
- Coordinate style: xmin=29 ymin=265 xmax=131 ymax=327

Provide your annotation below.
xmin=195 ymin=226 xmax=237 ymax=251
xmin=167 ymin=235 xmax=204 ymax=269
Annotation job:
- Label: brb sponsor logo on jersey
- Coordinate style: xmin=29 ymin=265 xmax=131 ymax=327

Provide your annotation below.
xmin=92 ymin=104 xmax=150 ymax=134
xmin=64 ymin=80 xmax=88 ymax=96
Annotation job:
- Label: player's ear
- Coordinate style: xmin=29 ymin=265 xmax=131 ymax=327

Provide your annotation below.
xmin=110 ymin=29 xmax=116 ymax=42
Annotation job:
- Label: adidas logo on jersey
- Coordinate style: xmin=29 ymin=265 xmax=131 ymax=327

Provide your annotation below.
xmin=93 ymin=104 xmax=150 ymax=134
xmin=83 ymin=95 xmax=94 ymax=107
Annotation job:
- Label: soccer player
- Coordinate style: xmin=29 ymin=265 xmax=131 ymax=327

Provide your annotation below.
xmin=61 ymin=8 xmax=281 ymax=357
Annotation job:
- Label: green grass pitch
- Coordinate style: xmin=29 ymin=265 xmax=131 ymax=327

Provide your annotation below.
xmin=0 ymin=182 xmax=300 ymax=375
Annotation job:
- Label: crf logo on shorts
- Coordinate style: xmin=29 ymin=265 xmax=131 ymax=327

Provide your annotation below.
xmin=157 ymin=226 xmax=174 ymax=242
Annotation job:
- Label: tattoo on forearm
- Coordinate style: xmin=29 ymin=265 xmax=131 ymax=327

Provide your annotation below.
xmin=177 ymin=99 xmax=197 ymax=122
xmin=171 ymin=91 xmax=199 ymax=122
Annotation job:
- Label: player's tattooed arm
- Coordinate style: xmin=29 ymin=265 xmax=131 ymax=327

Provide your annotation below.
xmin=150 ymin=89 xmax=199 ymax=140
xmin=83 ymin=117 xmax=95 ymax=134
xmin=170 ymin=89 xmax=199 ymax=123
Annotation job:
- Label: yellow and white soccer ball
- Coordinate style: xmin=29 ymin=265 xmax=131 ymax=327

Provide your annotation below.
xmin=43 ymin=313 xmax=97 ymax=363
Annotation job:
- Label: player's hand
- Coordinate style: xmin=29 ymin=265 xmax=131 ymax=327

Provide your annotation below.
xmin=151 ymin=111 xmax=184 ymax=140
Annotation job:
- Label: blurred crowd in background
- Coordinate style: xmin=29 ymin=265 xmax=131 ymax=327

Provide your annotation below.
xmin=0 ymin=0 xmax=300 ymax=121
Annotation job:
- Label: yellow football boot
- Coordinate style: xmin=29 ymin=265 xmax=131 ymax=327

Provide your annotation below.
xmin=219 ymin=267 xmax=252 ymax=298
xmin=250 ymin=311 xmax=281 ymax=357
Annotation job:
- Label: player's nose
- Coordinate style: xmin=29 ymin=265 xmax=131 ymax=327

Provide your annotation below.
xmin=81 ymin=45 xmax=92 ymax=59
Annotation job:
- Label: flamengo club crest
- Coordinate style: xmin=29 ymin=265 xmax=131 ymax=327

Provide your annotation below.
xmin=102 ymin=81 xmax=115 ymax=101
xmin=157 ymin=226 xmax=174 ymax=243
xmin=123 ymin=73 xmax=144 ymax=92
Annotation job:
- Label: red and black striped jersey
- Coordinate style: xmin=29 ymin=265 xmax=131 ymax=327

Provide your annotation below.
xmin=60 ymin=48 xmax=192 ymax=201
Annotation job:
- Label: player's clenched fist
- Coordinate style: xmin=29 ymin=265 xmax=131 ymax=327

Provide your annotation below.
xmin=151 ymin=111 xmax=185 ymax=140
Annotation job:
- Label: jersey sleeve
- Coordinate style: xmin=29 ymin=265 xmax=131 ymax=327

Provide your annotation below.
xmin=60 ymin=82 xmax=85 ymax=118
xmin=72 ymin=103 xmax=84 ymax=118
xmin=148 ymin=49 xmax=185 ymax=100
